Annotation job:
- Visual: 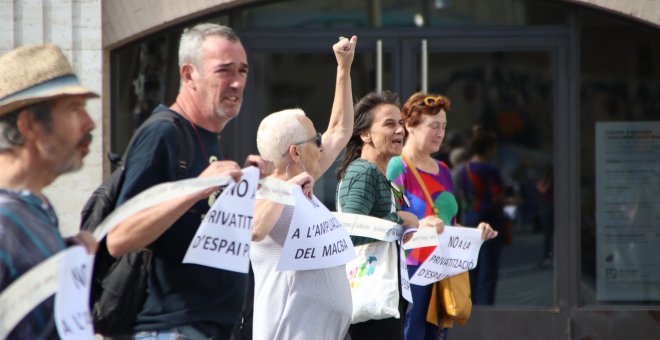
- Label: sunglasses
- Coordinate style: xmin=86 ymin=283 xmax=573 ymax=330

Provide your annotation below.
xmin=282 ymin=132 xmax=323 ymax=156
xmin=419 ymin=96 xmax=446 ymax=108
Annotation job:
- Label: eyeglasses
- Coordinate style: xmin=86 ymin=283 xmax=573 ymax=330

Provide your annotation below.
xmin=296 ymin=132 xmax=322 ymax=148
xmin=282 ymin=132 xmax=323 ymax=156
xmin=419 ymin=96 xmax=446 ymax=108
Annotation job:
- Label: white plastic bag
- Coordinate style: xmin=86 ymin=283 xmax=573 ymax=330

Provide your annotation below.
xmin=345 ymin=240 xmax=400 ymax=323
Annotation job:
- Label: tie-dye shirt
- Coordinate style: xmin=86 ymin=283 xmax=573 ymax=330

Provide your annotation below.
xmin=387 ymin=156 xmax=458 ymax=265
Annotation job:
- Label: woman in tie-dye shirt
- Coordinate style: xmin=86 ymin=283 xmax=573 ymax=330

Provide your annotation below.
xmin=387 ymin=92 xmax=497 ymax=340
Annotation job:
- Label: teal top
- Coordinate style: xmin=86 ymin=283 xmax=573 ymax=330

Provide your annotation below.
xmin=337 ymin=158 xmax=403 ymax=246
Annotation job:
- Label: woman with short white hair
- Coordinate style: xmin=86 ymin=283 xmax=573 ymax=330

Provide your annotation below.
xmin=251 ymin=36 xmax=357 ymax=340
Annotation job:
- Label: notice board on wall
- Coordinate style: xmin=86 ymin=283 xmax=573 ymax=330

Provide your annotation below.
xmin=595 ymin=122 xmax=660 ymax=301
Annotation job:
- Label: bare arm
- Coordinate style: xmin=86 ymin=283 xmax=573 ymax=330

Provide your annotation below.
xmin=318 ymin=35 xmax=358 ymax=177
xmin=252 ymin=200 xmax=286 ymax=242
xmin=106 ymin=160 xmax=242 ymax=257
xmin=252 ymin=172 xmax=314 ymax=242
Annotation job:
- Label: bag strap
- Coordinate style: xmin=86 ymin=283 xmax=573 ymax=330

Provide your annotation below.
xmin=117 ymin=109 xmax=193 ymax=179
xmin=401 ymin=154 xmax=438 ymax=216
xmin=169 ymin=115 xmax=192 ymax=180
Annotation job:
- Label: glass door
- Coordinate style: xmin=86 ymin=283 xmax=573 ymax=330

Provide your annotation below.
xmin=240 ymin=35 xmax=397 ymax=210
xmin=240 ymin=31 xmax=572 ymax=339
xmin=401 ymin=35 xmax=570 ymax=338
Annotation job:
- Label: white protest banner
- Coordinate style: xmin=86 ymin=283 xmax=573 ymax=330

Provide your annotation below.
xmin=398 ymin=242 xmax=413 ymax=304
xmin=92 ymin=175 xmax=232 ymax=241
xmin=1 ymin=176 xmax=230 ymax=337
xmin=409 ymin=226 xmax=484 ymax=286
xmin=91 ymin=174 xmax=293 ymax=242
xmin=403 ymin=227 xmax=438 ymax=250
xmin=54 ymin=246 xmax=94 ymax=340
xmin=277 ymin=188 xmax=356 ymax=271
xmin=183 ymin=166 xmax=259 ymax=273
xmin=332 ymin=212 xmax=404 ymax=242
xmin=257 ymin=176 xmax=296 ymax=206
xmin=0 ymin=170 xmax=294 ymax=337
xmin=0 ymin=252 xmax=61 ymax=339
xmin=0 ymin=172 xmax=290 ymax=335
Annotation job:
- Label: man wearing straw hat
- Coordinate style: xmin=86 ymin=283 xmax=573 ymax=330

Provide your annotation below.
xmin=0 ymin=44 xmax=99 ymax=338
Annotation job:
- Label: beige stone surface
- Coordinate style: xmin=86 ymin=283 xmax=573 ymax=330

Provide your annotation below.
xmin=575 ymin=0 xmax=660 ymax=27
xmin=102 ymin=0 xmax=249 ymax=48
xmin=101 ymin=0 xmax=660 ymax=49
xmin=0 ymin=0 xmax=103 ymax=237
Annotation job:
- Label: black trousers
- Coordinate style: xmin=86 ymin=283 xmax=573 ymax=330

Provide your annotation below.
xmin=348 ymin=297 xmax=408 ymax=340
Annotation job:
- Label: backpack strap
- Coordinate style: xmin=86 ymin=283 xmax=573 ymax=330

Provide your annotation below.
xmin=169 ymin=115 xmax=192 ymax=180
xmin=117 ymin=109 xmax=193 ymax=179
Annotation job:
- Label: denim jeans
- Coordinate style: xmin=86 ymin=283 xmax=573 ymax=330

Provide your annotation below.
xmin=133 ymin=326 xmax=211 ymax=340
xmin=404 ymin=265 xmax=439 ymax=340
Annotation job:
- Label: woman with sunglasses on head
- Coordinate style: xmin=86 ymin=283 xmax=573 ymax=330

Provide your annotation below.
xmin=336 ymin=90 xmax=444 ymax=340
xmin=250 ymin=36 xmax=357 ymax=340
xmin=387 ymin=92 xmax=498 ymax=340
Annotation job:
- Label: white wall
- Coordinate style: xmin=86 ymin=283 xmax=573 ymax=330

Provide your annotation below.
xmin=0 ymin=0 xmax=103 ymax=236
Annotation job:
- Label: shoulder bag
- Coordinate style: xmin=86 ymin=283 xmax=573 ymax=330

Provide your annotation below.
xmin=401 ymin=155 xmax=472 ymax=327
xmin=338 ymin=180 xmax=400 ymax=323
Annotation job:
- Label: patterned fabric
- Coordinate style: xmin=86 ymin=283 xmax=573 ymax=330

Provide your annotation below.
xmin=456 ymin=161 xmax=506 ymax=306
xmin=337 ymin=158 xmax=403 ymax=246
xmin=0 ymin=189 xmax=66 ymax=339
xmin=455 ymin=161 xmax=504 ymax=227
xmin=387 ymin=156 xmax=458 ymax=265
xmin=251 ymin=206 xmax=352 ymax=340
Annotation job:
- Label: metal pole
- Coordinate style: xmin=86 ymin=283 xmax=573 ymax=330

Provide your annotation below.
xmin=376 ymin=39 xmax=383 ymax=91
xmin=421 ymin=39 xmax=428 ymax=93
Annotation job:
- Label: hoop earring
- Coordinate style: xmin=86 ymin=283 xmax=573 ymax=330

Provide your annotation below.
xmin=300 ymin=157 xmax=307 ymax=173
xmin=285 ymin=157 xmax=307 ymax=178
xmin=285 ymin=162 xmax=292 ymax=178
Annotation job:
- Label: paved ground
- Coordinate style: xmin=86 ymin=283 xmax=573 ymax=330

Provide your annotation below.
xmin=494 ymin=232 xmax=554 ymax=306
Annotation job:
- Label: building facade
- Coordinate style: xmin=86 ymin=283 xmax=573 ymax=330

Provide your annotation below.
xmin=2 ymin=0 xmax=659 ymax=338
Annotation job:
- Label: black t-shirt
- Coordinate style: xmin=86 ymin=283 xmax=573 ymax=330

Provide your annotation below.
xmin=117 ymin=105 xmax=247 ymax=339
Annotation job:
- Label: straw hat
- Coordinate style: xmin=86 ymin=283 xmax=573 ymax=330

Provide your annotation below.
xmin=0 ymin=44 xmax=99 ymax=116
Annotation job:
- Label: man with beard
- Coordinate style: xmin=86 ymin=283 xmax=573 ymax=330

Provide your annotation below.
xmin=105 ymin=23 xmax=272 ymax=339
xmin=0 ymin=44 xmax=99 ymax=339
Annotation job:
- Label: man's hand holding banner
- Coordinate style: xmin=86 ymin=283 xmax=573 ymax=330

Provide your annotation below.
xmin=183 ymin=167 xmax=259 ymax=273
xmin=0 ymin=167 xmax=295 ymax=338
